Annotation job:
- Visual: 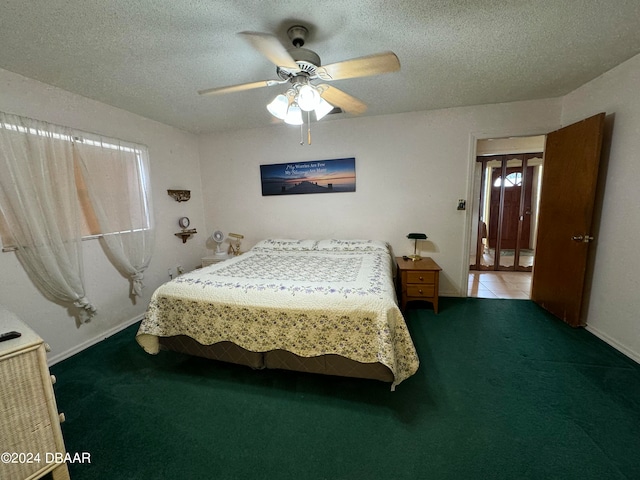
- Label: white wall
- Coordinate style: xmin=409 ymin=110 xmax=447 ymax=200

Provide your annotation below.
xmin=198 ymin=99 xmax=562 ymax=297
xmin=0 ymin=68 xmax=207 ymax=363
xmin=561 ymin=54 xmax=640 ymax=362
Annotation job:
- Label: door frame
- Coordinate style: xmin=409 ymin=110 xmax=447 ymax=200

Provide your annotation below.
xmin=462 ymin=129 xmax=555 ymax=295
xmin=473 ymin=157 xmax=537 ymax=271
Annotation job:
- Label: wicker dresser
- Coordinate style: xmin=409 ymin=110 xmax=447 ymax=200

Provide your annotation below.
xmin=0 ymin=308 xmax=70 ymax=480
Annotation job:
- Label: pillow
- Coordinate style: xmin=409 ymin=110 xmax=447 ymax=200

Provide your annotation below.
xmin=251 ymin=238 xmax=318 ymax=252
xmin=315 ymin=239 xmax=389 ymax=253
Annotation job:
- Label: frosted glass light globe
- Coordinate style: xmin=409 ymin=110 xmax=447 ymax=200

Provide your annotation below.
xmin=297 ymin=85 xmax=321 ymax=112
xmin=284 ymin=103 xmax=303 ymax=125
xmin=267 ymin=94 xmax=289 ymax=120
xmin=314 ymin=98 xmax=334 ymax=121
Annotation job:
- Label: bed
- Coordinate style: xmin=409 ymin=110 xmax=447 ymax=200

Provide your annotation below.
xmin=136 ymin=239 xmax=419 ymax=389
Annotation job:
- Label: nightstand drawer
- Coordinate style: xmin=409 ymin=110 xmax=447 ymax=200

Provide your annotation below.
xmin=406 ymin=271 xmax=436 ymax=284
xmin=406 ymin=284 xmax=435 ymax=298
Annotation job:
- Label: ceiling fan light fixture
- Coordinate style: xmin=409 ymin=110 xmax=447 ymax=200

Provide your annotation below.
xmin=267 ymin=94 xmax=290 ymax=120
xmin=284 ymin=103 xmax=303 ymax=125
xmin=297 ymin=84 xmax=321 ymax=111
xmin=199 ymin=26 xmax=401 ymax=138
xmin=314 ymin=98 xmax=334 ymax=121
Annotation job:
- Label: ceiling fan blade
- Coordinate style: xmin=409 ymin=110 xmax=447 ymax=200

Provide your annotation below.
xmin=316 ymin=51 xmax=400 ymax=81
xmin=238 ymin=31 xmax=299 ymax=69
xmin=318 ymin=85 xmax=367 ymax=115
xmin=198 ymin=79 xmax=281 ymax=96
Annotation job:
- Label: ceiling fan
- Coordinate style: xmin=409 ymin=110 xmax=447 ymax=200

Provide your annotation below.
xmin=198 ymin=25 xmax=400 ymax=124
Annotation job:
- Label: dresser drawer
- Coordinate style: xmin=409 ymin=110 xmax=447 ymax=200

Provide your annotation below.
xmin=406 ymin=271 xmax=436 ymax=284
xmin=406 ymin=284 xmax=435 ymax=298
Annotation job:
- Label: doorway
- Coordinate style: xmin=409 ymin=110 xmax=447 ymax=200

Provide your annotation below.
xmin=468 ymin=135 xmax=545 ymax=299
xmin=466 ymin=115 xmax=605 ymax=318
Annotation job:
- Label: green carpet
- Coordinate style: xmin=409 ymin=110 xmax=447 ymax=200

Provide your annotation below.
xmin=50 ymin=298 xmax=640 ymax=479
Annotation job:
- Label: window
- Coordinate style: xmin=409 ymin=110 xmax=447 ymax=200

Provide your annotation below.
xmin=73 ymin=137 xmax=151 ymax=238
xmin=493 ymin=172 xmax=523 ymax=188
xmin=0 ymin=121 xmax=151 ymax=250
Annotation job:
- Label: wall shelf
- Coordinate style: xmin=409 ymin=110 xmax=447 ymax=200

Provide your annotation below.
xmin=167 ymin=189 xmax=191 ymax=202
xmin=175 ymin=229 xmax=197 ymax=243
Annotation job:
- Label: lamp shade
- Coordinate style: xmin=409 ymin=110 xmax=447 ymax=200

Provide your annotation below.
xmin=314 ymin=98 xmax=334 ymax=121
xmin=407 ymin=233 xmax=427 ymax=240
xmin=284 ymin=103 xmax=303 ymax=125
xmin=267 ymin=94 xmax=289 ymax=120
xmin=297 ymin=84 xmax=321 ymax=111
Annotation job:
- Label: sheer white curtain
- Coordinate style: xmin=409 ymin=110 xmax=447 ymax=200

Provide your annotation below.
xmin=73 ymin=137 xmax=154 ymax=297
xmin=0 ymin=111 xmax=96 ymax=322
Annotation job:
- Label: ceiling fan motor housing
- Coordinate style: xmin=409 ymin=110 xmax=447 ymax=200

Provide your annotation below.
xmin=286 ymin=25 xmax=320 ymax=68
xmin=290 ymin=47 xmax=321 ymax=67
xmin=278 ymin=47 xmax=321 ymax=80
xmin=292 ymin=49 xmax=321 ymax=75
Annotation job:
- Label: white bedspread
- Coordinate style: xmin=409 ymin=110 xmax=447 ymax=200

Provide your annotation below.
xmin=136 ymin=240 xmax=419 ymax=388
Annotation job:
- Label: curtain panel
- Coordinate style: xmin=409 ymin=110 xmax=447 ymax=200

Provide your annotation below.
xmin=0 ymin=111 xmax=96 ymax=321
xmin=0 ymin=110 xmax=155 ymax=320
xmin=73 ymin=138 xmax=154 ymax=297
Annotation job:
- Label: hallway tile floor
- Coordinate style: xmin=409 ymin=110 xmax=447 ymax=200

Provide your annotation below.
xmin=468 ymin=271 xmax=532 ymax=299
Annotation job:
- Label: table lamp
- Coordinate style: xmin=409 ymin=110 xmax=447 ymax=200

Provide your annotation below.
xmin=228 ymin=232 xmax=244 ymax=256
xmin=407 ymin=233 xmax=427 ymax=261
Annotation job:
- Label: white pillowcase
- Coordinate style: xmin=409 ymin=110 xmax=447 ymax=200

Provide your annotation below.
xmin=315 ymin=239 xmax=389 ymax=253
xmin=251 ymin=238 xmax=390 ymax=253
xmin=251 ymin=238 xmax=318 ymax=252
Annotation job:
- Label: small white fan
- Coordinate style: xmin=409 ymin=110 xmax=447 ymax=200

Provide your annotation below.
xmin=211 ymin=230 xmax=226 ymax=256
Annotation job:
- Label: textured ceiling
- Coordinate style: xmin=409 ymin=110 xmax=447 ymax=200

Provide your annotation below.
xmin=1 ymin=1 xmax=639 ymax=134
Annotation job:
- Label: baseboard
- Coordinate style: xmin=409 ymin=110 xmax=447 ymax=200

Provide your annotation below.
xmin=586 ymin=325 xmax=640 ymax=365
xmin=47 ymin=313 xmax=144 ymax=367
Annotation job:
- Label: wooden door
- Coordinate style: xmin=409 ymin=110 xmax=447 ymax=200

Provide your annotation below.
xmin=518 ymin=165 xmax=534 ymax=250
xmin=531 ymin=113 xmax=605 ymax=326
xmin=488 ymin=167 xmax=502 ymax=249
xmin=499 ymin=177 xmax=520 ymax=250
xmin=488 ymin=165 xmax=533 ymax=250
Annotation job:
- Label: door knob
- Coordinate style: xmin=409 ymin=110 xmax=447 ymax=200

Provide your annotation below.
xmin=572 ymin=235 xmax=594 ymax=243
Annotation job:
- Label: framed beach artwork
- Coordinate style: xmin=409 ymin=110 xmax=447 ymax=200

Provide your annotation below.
xmin=260 ymin=157 xmax=356 ymax=196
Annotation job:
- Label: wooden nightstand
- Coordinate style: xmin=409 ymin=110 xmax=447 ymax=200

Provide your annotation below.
xmin=396 ymin=257 xmax=442 ymax=313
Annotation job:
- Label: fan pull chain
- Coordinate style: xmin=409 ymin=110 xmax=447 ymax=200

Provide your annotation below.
xmin=298 ymin=112 xmax=312 ymax=146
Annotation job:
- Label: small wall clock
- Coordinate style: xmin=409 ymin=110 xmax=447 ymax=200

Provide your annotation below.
xmin=178 ymin=216 xmax=190 ymax=229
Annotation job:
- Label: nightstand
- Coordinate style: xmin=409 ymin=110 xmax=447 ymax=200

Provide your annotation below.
xmin=396 ymin=257 xmax=442 ymax=313
xmin=202 ymin=255 xmax=230 ymax=267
